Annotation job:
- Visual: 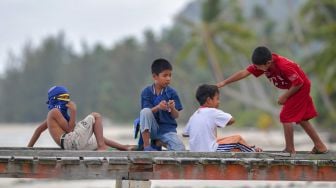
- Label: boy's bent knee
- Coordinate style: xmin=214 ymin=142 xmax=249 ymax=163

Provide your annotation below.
xmin=90 ymin=112 xmax=102 ymax=124
xmin=91 ymin=112 xmax=101 ymax=118
xmin=83 ymin=114 xmax=96 ymax=125
xmin=140 ymin=108 xmax=152 ymax=117
xmin=139 ymin=108 xmax=158 ymax=136
xmin=161 ymin=133 xmax=186 ymax=151
xmin=232 ymin=135 xmax=242 ymax=139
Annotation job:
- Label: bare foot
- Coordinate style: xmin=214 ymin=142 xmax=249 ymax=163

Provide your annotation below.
xmin=97 ymin=145 xmax=109 ymax=151
xmin=282 ymin=148 xmax=296 ymax=154
xmin=126 ymin=145 xmax=138 ymax=151
xmin=310 ymin=147 xmax=328 ymax=154
xmin=250 ymin=145 xmax=262 ymax=152
xmin=254 ymin=147 xmax=263 ymax=152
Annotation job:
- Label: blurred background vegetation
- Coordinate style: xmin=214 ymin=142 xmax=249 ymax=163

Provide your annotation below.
xmin=0 ymin=0 xmax=335 ymax=133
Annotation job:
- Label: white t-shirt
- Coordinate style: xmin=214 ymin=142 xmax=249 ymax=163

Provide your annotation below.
xmin=183 ymin=108 xmax=232 ymax=152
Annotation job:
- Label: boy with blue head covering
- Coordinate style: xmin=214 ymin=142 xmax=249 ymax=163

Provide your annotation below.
xmin=46 ymin=86 xmax=70 ymax=121
xmin=28 ymin=86 xmax=136 ymax=151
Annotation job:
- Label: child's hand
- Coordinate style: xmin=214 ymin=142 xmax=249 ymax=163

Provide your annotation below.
xmin=167 ymin=100 xmax=175 ymax=111
xmin=216 ymin=82 xmax=223 ymax=88
xmin=66 ymin=101 xmax=77 ymax=111
xmin=158 ymin=100 xmax=169 ymax=111
xmin=278 ymin=95 xmax=287 ymax=105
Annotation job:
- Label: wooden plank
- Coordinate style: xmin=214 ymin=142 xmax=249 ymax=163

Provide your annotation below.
xmin=0 ymin=150 xmax=334 ymax=164
xmin=0 ymin=147 xmax=61 ymax=150
xmin=0 ymin=149 xmax=334 ymax=159
xmin=0 ymin=148 xmax=335 ymax=180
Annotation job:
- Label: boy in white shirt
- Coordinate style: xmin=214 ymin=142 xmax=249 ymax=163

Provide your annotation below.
xmin=183 ymin=84 xmax=262 ymax=152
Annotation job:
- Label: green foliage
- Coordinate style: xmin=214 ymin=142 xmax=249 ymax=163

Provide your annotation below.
xmin=202 ymin=0 xmax=221 ymax=22
xmin=299 ymin=0 xmax=336 ymax=126
xmin=176 ymin=0 xmax=254 ymax=82
xmin=0 ymin=33 xmax=73 ymax=122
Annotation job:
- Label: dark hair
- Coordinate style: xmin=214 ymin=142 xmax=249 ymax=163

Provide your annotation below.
xmin=151 ymin=58 xmax=172 ymax=75
xmin=196 ymin=84 xmax=219 ymax=105
xmin=251 ymin=46 xmax=272 ymax=65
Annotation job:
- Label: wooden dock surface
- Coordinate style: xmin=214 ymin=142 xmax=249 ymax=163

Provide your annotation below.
xmin=0 ymin=147 xmax=335 ymax=181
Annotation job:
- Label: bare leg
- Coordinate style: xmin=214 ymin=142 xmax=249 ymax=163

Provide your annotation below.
xmin=142 ymin=129 xmax=150 ymax=148
xmin=283 ymin=123 xmax=295 ymax=154
xmin=104 ymin=137 xmax=136 ymax=151
xmin=218 ymin=135 xmax=251 ymax=147
xmin=299 ymin=120 xmax=327 ymax=152
xmin=235 ymin=135 xmax=252 ymax=147
xmin=91 ymin=112 xmax=108 ymax=151
xmin=217 ymin=135 xmax=262 ymax=152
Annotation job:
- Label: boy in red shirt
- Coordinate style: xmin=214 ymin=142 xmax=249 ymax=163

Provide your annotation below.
xmin=216 ymin=46 xmax=328 ymax=154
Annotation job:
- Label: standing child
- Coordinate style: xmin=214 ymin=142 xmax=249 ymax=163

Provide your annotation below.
xmin=138 ymin=58 xmax=185 ymax=151
xmin=216 ymin=46 xmax=328 ymax=154
xmin=28 ymin=86 xmax=135 ymax=151
xmin=183 ymin=84 xmax=262 ymax=152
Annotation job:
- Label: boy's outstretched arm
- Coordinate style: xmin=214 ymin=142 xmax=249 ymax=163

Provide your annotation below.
xmin=216 ymin=70 xmax=251 ymax=88
xmin=27 ymin=120 xmax=48 ymax=147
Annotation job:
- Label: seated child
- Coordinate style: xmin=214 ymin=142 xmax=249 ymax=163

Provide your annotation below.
xmin=27 ymin=86 xmax=135 ymax=151
xmin=183 ymin=84 xmax=262 ymax=152
xmin=138 ymin=58 xmax=185 ymax=151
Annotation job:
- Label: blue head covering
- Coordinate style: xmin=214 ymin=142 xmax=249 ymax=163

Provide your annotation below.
xmin=47 ymin=86 xmax=70 ymax=122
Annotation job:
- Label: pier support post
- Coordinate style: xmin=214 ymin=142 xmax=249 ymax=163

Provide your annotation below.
xmin=116 ymin=179 xmax=151 ymax=188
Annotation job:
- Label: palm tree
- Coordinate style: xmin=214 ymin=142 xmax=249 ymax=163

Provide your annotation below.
xmin=176 ymin=0 xmax=279 ymax=116
xmin=300 ymin=0 xmax=336 ymax=119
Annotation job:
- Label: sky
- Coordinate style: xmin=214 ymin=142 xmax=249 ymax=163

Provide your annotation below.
xmin=0 ymin=0 xmax=192 ymax=74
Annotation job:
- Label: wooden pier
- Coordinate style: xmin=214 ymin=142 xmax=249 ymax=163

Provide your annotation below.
xmin=0 ymin=147 xmax=335 ymax=183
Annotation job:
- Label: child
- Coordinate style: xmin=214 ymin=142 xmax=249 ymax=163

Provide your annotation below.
xmin=28 ymin=86 xmax=135 ymax=151
xmin=183 ymin=84 xmax=261 ymax=152
xmin=138 ymin=58 xmax=185 ymax=151
xmin=216 ymin=46 xmax=328 ymax=154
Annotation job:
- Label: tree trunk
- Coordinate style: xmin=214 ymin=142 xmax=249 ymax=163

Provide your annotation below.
xmin=201 ymin=24 xmax=279 ymax=117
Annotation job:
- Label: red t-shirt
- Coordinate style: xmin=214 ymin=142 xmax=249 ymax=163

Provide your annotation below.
xmin=246 ymin=53 xmax=309 ymax=89
xmin=246 ymin=53 xmax=317 ymax=123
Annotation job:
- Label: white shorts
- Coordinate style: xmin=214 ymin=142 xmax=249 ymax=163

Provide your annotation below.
xmin=62 ymin=114 xmax=98 ymax=150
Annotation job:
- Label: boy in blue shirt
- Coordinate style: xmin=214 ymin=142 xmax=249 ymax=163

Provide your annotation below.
xmin=139 ymin=58 xmax=185 ymax=151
